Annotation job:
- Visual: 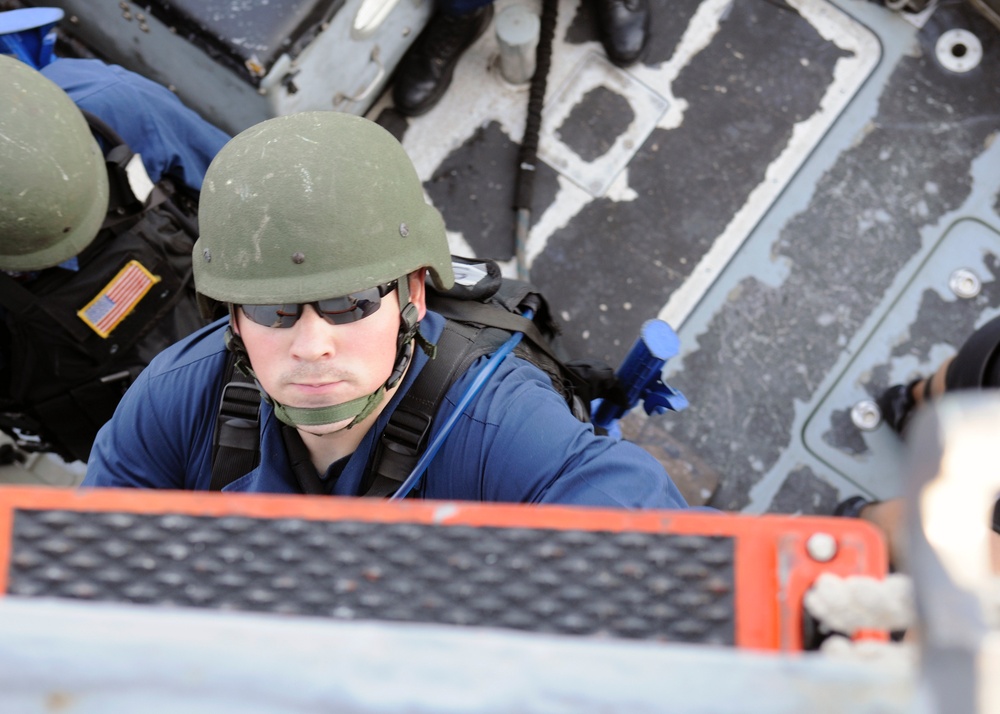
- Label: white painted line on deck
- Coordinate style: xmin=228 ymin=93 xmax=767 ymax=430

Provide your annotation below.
xmin=657 ymin=0 xmax=881 ymax=330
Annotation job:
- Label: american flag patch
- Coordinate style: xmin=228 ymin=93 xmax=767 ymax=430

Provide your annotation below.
xmin=77 ymin=260 xmax=161 ymax=338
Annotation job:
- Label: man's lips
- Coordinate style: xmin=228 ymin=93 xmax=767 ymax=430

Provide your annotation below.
xmin=289 ymin=381 xmax=343 ymax=394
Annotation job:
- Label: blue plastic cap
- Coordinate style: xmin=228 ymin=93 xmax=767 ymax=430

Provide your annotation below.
xmin=640 ymin=319 xmax=681 ymax=361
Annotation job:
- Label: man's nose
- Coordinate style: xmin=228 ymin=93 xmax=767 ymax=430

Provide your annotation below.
xmin=288 ymin=304 xmax=337 ymax=360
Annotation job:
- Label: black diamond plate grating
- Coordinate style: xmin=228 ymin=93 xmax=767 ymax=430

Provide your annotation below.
xmin=7 ymin=509 xmax=736 ymax=643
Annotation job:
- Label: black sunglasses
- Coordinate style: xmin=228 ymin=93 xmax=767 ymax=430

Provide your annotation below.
xmin=240 ymin=281 xmax=398 ymax=328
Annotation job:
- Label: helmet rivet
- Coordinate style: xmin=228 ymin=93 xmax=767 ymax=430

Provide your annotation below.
xmin=399 ymin=223 xmax=409 ymax=237
xmin=292 ymin=252 xmax=306 ymax=264
xmin=202 ymin=249 xmax=211 ymax=262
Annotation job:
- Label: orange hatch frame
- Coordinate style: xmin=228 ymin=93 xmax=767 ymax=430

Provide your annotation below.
xmin=0 ymin=485 xmax=888 ymax=650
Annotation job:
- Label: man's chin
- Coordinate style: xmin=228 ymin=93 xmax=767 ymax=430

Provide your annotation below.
xmin=300 ymin=419 xmax=355 ymax=437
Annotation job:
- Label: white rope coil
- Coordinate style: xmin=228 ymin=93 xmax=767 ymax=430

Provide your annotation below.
xmin=804 ymin=572 xmax=916 ymax=635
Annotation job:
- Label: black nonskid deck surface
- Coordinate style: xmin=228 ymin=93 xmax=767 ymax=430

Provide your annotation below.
xmin=382 ymin=0 xmax=1000 ymax=512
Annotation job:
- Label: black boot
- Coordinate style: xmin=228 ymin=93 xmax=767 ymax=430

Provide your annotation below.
xmin=592 ymin=0 xmax=650 ymax=68
xmin=875 ymin=379 xmax=920 ymax=435
xmin=392 ymin=5 xmax=495 ymax=117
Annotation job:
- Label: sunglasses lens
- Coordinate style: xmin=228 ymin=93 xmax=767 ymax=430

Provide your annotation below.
xmin=314 ymin=286 xmax=382 ymax=324
xmin=241 ymin=304 xmax=301 ymax=328
xmin=240 ymin=282 xmax=396 ymax=328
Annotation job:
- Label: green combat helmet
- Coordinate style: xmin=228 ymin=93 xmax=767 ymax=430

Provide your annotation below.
xmin=193 ymin=111 xmax=455 ymax=429
xmin=0 ymin=55 xmax=109 ymax=272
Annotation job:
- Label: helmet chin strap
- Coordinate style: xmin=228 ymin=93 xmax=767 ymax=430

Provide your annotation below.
xmin=226 ymin=278 xmax=434 ymax=431
xmin=271 ymin=387 xmax=387 ymax=429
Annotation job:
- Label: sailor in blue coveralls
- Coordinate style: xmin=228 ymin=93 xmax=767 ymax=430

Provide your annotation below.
xmin=84 ymin=111 xmax=689 ymax=510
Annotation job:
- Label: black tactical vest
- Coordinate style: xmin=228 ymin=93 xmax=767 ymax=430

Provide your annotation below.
xmin=0 ymin=114 xmax=209 ymax=463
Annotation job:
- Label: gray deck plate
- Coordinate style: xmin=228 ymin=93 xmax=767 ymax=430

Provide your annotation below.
xmin=804 ymin=219 xmax=1000 ymax=500
xmin=379 ymin=0 xmax=880 ymax=365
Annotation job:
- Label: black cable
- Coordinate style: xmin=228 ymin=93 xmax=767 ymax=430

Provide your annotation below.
xmin=514 ymin=0 xmax=559 ymax=212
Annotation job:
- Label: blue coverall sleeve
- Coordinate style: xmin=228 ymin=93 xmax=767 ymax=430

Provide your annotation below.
xmin=42 ymin=58 xmax=230 ymax=191
xmin=427 ymin=357 xmax=690 ymax=509
xmin=83 ymin=344 xmax=222 ymax=490
xmin=84 ymin=372 xmax=184 ymax=489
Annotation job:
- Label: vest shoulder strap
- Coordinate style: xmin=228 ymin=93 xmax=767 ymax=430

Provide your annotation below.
xmin=209 ymin=351 xmax=262 ymax=491
xmin=362 ymin=319 xmax=494 ymax=497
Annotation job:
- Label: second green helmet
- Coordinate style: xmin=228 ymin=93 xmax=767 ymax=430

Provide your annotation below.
xmin=0 ymin=55 xmax=109 ymax=272
xmin=193 ymin=111 xmax=454 ymax=305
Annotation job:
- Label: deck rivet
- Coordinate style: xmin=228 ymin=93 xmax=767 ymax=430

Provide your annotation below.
xmin=851 ymin=399 xmax=881 ymax=431
xmin=949 ymin=268 xmax=981 ymax=299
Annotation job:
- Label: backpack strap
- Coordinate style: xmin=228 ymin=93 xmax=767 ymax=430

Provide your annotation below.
xmin=428 ymin=296 xmax=563 ymax=367
xmin=362 ymin=319 xmax=502 ymax=497
xmin=209 ymin=350 xmax=262 ymax=490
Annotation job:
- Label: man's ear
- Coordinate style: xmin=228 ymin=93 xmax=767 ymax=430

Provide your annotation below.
xmin=408 ymin=269 xmax=427 ymax=320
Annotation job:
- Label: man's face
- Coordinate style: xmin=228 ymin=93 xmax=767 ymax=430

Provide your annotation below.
xmin=235 ymin=271 xmax=427 ymax=434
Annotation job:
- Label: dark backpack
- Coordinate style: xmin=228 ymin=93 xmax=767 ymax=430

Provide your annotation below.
xmin=210 ymin=256 xmax=618 ymax=496
xmin=0 ymin=112 xmax=209 ymax=462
